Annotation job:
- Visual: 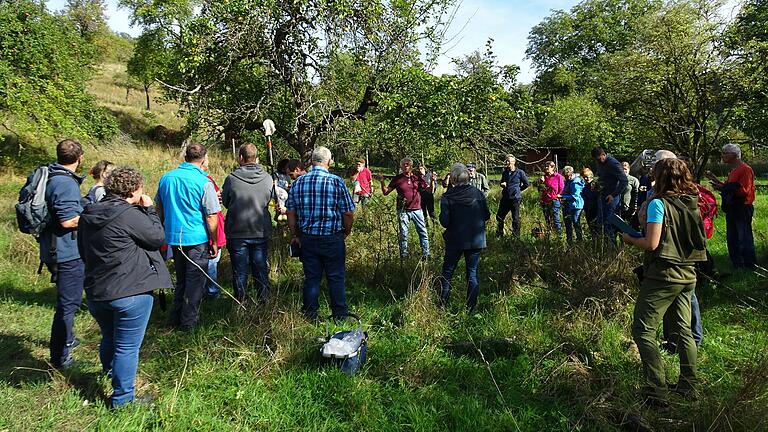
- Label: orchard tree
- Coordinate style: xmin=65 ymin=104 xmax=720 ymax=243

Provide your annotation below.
xmin=526 ymin=0 xmax=661 ymax=100
xmin=725 ymin=0 xmax=768 ymax=147
xmin=121 ymin=0 xmax=457 ymax=157
xmin=127 ymin=30 xmax=170 ymax=111
xmin=599 ymin=0 xmax=734 ymax=179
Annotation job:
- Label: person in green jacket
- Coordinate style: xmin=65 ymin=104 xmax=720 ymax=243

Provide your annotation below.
xmin=621 ymin=158 xmax=707 ymax=408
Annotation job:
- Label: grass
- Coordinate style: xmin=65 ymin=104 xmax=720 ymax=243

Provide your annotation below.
xmin=1 ymin=65 xmax=767 ymax=431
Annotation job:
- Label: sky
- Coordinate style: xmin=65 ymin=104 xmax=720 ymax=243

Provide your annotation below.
xmin=46 ymin=0 xmax=741 ymax=84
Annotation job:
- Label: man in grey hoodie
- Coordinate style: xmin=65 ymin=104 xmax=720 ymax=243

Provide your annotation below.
xmin=222 ymin=144 xmax=274 ymax=302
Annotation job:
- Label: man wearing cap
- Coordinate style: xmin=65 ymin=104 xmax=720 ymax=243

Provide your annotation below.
xmin=467 ymin=163 xmax=489 ymax=195
xmin=706 ymin=144 xmax=757 ymax=270
xmin=379 ymin=158 xmax=430 ymax=258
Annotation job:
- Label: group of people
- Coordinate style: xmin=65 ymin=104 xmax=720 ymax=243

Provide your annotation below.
xmin=29 ymin=136 xmax=758 ymax=409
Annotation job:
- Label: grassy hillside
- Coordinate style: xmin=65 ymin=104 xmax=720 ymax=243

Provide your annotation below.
xmin=1 ymin=64 xmax=767 ymax=431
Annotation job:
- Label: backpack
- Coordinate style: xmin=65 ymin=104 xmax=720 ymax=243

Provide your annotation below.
xmin=696 ymin=184 xmax=718 ymax=239
xmin=16 ymin=166 xmax=69 ymax=236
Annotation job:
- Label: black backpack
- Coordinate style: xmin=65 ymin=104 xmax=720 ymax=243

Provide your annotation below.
xmin=16 ymin=166 xmax=70 ymax=236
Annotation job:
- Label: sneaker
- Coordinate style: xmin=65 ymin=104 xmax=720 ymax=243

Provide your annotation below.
xmin=52 ymin=355 xmax=76 ymax=370
xmin=67 ymin=337 xmax=81 ymax=351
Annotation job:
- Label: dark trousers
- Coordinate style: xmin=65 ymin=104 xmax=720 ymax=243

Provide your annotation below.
xmin=439 ymin=247 xmax=482 ymax=311
xmin=50 ymin=258 xmax=85 ymax=366
xmin=87 ymin=293 xmax=153 ymax=408
xmin=663 ymin=290 xmax=703 ymax=347
xmin=171 ymin=244 xmax=209 ymax=328
xmin=300 ymin=233 xmax=348 ymax=319
xmin=725 ymin=204 xmax=757 ymax=269
xmin=420 ymin=191 xmax=436 ymax=222
xmin=597 ymin=196 xmax=620 ymax=242
xmin=228 ymin=238 xmax=270 ymax=302
xmin=496 ymin=198 xmax=521 ymax=236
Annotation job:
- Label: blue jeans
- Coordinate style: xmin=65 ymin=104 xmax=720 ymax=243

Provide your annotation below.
xmin=597 ymin=195 xmax=620 ymax=241
xmin=725 ymin=205 xmax=756 ymax=269
xmin=541 ymin=200 xmax=562 ymax=233
xmin=206 ymin=249 xmax=222 ymax=298
xmin=398 ymin=209 xmax=430 ymax=257
xmin=87 ymin=293 xmax=153 ymax=408
xmin=564 ymin=208 xmax=583 ymax=243
xmin=49 ymin=258 xmax=85 ymax=367
xmin=663 ymin=290 xmax=703 ymax=347
xmin=439 ymin=247 xmax=482 ymax=311
xmin=227 ymin=238 xmax=270 ymax=302
xmin=300 ymin=233 xmax=348 ymax=319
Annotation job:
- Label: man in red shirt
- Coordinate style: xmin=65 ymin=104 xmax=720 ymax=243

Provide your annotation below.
xmin=351 ymin=158 xmax=373 ymax=208
xmin=379 ymin=158 xmax=430 ymax=258
xmin=706 ymin=143 xmax=757 ymax=270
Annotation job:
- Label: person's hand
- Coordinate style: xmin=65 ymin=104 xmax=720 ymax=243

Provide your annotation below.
xmin=209 ymin=244 xmax=219 ymax=259
xmin=500 ymin=182 xmax=507 ymax=187
xmin=539 ymin=176 xmax=545 ymax=183
xmin=139 ymin=194 xmax=153 ymax=207
xmin=343 ymin=230 xmax=351 ymax=240
xmin=606 ymin=195 xmax=614 ymax=205
xmin=291 ymin=236 xmax=301 ymax=248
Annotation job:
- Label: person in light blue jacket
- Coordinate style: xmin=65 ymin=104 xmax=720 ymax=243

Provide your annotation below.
xmin=560 ymin=166 xmax=585 ymax=243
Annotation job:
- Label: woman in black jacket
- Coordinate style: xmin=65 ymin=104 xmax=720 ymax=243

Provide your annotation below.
xmin=438 ymin=163 xmax=491 ymax=311
xmin=78 ymin=166 xmax=172 ymax=408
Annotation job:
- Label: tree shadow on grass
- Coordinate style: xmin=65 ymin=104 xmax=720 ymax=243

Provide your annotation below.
xmin=0 ymin=134 xmax=51 ymax=173
xmin=0 ymin=333 xmax=50 ymax=387
xmin=0 ymin=281 xmax=59 ymax=309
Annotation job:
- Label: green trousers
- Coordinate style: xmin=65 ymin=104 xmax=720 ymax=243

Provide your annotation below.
xmin=631 ymin=278 xmax=698 ymax=400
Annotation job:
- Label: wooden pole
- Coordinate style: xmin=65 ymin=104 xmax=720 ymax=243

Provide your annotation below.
xmin=232 ymin=138 xmax=236 ymax=160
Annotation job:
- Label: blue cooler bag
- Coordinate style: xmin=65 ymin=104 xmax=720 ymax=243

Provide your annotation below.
xmin=320 ymin=313 xmax=368 ymax=376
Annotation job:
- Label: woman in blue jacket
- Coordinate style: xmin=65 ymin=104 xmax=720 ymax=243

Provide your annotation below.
xmin=560 ymin=166 xmax=585 ymax=243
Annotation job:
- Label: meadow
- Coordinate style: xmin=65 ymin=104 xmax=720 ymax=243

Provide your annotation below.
xmin=0 ymin=64 xmax=767 ymax=431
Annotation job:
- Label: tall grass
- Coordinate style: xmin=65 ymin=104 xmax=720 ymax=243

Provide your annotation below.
xmin=1 ymin=64 xmax=767 ymax=431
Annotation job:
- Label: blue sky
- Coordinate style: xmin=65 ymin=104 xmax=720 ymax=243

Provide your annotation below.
xmin=45 ymin=0 xmax=742 ymax=84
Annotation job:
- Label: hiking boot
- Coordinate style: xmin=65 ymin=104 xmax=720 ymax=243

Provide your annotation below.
xmin=52 ymin=355 xmax=76 ymax=370
xmin=669 ymin=382 xmax=699 ymax=400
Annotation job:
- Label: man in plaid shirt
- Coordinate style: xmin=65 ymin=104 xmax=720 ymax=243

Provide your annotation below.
xmin=286 ymin=146 xmax=355 ymax=319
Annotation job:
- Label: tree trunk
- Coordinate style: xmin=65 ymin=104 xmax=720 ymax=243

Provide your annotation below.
xmin=144 ymin=84 xmax=151 ymax=111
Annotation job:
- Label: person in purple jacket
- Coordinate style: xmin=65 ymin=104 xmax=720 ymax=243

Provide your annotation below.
xmin=539 ymin=161 xmax=564 ymax=235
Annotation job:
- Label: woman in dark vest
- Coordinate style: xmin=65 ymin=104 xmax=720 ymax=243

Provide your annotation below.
xmin=621 ymin=158 xmax=707 ymax=408
xmin=78 ymin=167 xmax=172 ymax=408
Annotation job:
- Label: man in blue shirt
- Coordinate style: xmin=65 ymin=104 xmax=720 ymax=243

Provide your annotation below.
xmin=156 ymin=144 xmax=220 ymax=330
xmin=592 ymin=146 xmax=628 ymax=242
xmin=39 ymin=139 xmax=86 ymax=369
xmin=496 ymin=155 xmax=529 ymax=237
xmin=286 ymin=146 xmax=355 ymax=320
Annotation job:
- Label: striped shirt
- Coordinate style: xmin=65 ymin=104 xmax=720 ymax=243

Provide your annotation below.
xmin=286 ymin=166 xmax=355 ymax=236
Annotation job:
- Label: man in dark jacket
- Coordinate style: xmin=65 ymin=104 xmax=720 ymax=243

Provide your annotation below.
xmin=37 ymin=139 xmax=86 ymax=369
xmin=496 ymin=155 xmax=529 ymax=237
xmin=592 ymin=147 xmax=628 ymax=241
xmin=78 ymin=166 xmax=172 ymax=407
xmin=439 ymin=163 xmax=491 ymax=311
xmin=221 ymin=144 xmax=274 ymax=302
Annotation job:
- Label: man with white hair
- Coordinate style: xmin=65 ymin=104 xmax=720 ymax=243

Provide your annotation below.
xmin=286 ymin=146 xmax=355 ymax=319
xmin=438 ymin=163 xmax=490 ymax=311
xmin=497 ymin=154 xmax=529 ymax=237
xmin=379 ymin=157 xmax=430 ymax=258
xmin=706 ymin=144 xmax=757 ymax=270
